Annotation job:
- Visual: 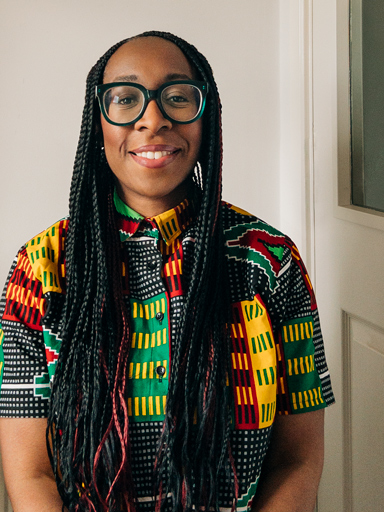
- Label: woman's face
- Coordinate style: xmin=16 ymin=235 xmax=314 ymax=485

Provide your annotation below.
xmin=101 ymin=37 xmax=203 ymax=217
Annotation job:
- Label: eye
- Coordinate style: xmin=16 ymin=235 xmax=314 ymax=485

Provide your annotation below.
xmin=166 ymin=94 xmax=188 ymax=103
xmin=105 ymin=86 xmax=142 ymax=111
xmin=113 ymin=94 xmax=139 ymax=108
xmin=163 ymin=89 xmax=194 ymax=109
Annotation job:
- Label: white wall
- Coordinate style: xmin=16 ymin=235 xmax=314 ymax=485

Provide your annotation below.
xmin=0 ymin=0 xmax=290 ymax=288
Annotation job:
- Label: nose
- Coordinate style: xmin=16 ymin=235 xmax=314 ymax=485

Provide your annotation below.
xmin=134 ymin=99 xmax=172 ymax=133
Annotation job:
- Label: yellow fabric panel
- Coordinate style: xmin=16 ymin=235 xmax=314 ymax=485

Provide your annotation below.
xmin=25 ymin=220 xmax=67 ymax=294
xmin=239 ymin=296 xmax=277 ymax=428
xmin=227 ymin=203 xmax=253 ymax=217
xmin=153 ymin=207 xmax=182 ymax=245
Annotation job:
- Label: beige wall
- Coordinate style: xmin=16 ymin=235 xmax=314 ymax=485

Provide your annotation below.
xmin=0 ymin=1 xmax=307 ymax=509
xmin=0 ymin=0 xmax=286 ymax=286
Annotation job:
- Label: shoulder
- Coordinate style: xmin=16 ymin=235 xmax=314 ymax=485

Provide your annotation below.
xmin=220 ymin=201 xmax=314 ymax=300
xmin=220 ymin=201 xmax=318 ymax=321
xmin=23 ymin=217 xmax=69 ymax=294
xmin=221 ymin=200 xmax=295 ymax=267
xmin=221 ymin=200 xmax=287 ymax=238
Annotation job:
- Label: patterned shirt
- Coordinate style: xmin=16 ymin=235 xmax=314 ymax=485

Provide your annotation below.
xmin=0 ymin=191 xmax=334 ymax=510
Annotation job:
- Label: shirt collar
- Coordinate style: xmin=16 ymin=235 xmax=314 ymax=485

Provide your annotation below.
xmin=114 ymin=189 xmax=196 ymax=245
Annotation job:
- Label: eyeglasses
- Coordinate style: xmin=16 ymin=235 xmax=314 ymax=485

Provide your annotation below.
xmin=95 ymin=80 xmax=208 ymax=126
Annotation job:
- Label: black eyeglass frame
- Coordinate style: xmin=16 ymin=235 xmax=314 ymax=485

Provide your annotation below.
xmin=95 ymin=80 xmax=209 ymax=126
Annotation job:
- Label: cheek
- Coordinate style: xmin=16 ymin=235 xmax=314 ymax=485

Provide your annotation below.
xmin=185 ymin=120 xmax=203 ymax=158
xmin=100 ymin=118 xmax=128 ymax=155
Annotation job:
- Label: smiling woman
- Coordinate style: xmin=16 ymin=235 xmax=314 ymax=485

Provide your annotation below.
xmin=0 ymin=31 xmax=334 ymax=512
xmin=99 ymin=37 xmax=203 ymax=216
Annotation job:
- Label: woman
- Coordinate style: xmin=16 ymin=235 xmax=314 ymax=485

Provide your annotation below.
xmin=0 ymin=32 xmax=334 ymax=512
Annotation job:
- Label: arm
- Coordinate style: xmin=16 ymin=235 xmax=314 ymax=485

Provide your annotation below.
xmin=252 ymin=409 xmax=324 ymax=512
xmin=0 ymin=418 xmax=65 ymax=512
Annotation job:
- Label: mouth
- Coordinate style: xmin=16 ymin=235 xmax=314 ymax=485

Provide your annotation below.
xmin=129 ymin=145 xmax=181 ymax=168
xmin=133 ymin=150 xmax=176 ymax=160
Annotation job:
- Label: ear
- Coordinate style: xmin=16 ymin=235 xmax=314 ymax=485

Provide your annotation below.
xmin=94 ymin=113 xmax=104 ymax=146
xmin=94 ymin=119 xmax=104 ymax=146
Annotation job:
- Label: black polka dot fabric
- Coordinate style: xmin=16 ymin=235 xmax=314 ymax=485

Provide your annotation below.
xmin=0 ymin=196 xmax=335 ymax=510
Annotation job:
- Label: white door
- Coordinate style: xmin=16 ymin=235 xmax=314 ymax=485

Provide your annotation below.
xmin=312 ymin=0 xmax=384 ymax=510
xmin=0 ymin=461 xmax=9 ymax=512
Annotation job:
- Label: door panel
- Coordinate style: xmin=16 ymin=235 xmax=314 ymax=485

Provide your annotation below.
xmin=343 ymin=314 xmax=384 ymax=511
xmin=313 ymin=0 xmax=384 ymax=510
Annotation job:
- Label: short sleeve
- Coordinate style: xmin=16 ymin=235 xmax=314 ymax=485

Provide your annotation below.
xmin=0 ymin=247 xmax=50 ymax=417
xmin=273 ymin=243 xmax=335 ymax=415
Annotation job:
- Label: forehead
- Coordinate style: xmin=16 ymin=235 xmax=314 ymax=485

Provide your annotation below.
xmin=103 ymin=37 xmax=195 ymax=84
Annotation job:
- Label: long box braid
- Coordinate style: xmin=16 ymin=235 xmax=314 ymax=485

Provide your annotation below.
xmin=47 ymin=31 xmax=238 ymax=512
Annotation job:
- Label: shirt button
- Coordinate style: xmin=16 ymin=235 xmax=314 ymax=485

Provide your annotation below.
xmin=156 ymin=312 xmax=164 ymax=323
xmin=147 ymin=261 xmax=157 ymax=271
xmin=156 ymin=365 xmax=166 ymax=382
xmin=156 ymin=365 xmax=166 ymax=377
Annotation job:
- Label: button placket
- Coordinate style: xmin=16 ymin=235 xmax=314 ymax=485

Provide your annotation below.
xmin=124 ymin=232 xmax=171 ymax=420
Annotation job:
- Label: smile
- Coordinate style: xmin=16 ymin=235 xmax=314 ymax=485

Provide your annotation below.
xmin=135 ymin=151 xmax=173 ymax=160
xmin=129 ymin=146 xmax=181 ymax=169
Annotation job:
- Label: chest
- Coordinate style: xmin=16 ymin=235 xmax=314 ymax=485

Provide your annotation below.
xmin=121 ymin=237 xmax=277 ymax=431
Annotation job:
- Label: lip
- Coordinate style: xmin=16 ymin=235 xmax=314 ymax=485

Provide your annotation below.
xmin=130 ymin=144 xmax=179 ymax=153
xmin=129 ymin=144 xmax=181 ymax=169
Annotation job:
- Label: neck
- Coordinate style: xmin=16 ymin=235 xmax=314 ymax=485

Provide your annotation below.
xmin=116 ymin=179 xmax=193 ymax=218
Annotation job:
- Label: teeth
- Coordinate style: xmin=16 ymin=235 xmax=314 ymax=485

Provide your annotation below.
xmin=136 ymin=150 xmax=172 ymax=159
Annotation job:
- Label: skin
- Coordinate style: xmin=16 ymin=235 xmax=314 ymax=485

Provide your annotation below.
xmin=101 ymin=37 xmax=203 ymax=218
xmin=252 ymin=409 xmax=325 ymax=511
xmin=0 ymin=418 xmax=64 ymax=512
xmin=0 ymin=37 xmax=325 ymax=512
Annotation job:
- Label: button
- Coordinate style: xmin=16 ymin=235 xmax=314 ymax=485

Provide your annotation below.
xmin=156 ymin=365 xmax=166 ymax=382
xmin=156 ymin=312 xmax=164 ymax=323
xmin=147 ymin=261 xmax=157 ymax=271
xmin=156 ymin=365 xmax=166 ymax=377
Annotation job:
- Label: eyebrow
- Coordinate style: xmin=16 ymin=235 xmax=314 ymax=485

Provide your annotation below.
xmin=111 ymin=72 xmax=192 ymax=83
xmin=112 ymin=74 xmax=138 ymax=82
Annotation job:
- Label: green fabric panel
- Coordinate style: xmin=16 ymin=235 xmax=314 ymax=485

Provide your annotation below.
xmin=281 ymin=316 xmax=316 ymax=360
xmin=236 ymin=476 xmax=260 ymax=508
xmin=224 ymin=222 xmax=284 ymax=289
xmin=113 ymin=188 xmax=143 ymax=220
xmin=127 ymin=292 xmax=170 ymax=422
xmin=265 ymin=244 xmax=284 ymax=262
xmin=42 ymin=329 xmax=62 ymax=382
xmin=34 ymin=372 xmax=51 ymax=399
xmin=281 ymin=316 xmax=325 ymax=413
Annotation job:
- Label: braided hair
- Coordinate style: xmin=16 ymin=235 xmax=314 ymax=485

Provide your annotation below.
xmin=47 ymin=31 xmax=237 ymax=512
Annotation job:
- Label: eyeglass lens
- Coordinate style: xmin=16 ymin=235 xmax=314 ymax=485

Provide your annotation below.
xmin=103 ymin=84 xmax=202 ymax=124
